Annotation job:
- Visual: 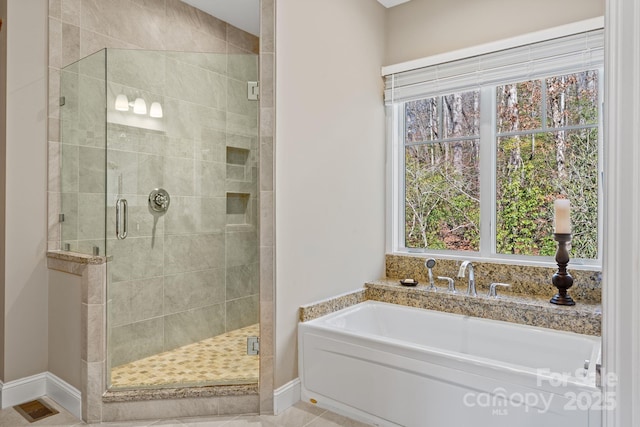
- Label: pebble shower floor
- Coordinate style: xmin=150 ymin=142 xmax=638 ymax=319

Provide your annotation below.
xmin=110 ymin=324 xmax=259 ymax=388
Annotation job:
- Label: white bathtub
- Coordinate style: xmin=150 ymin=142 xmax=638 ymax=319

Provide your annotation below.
xmin=298 ymin=301 xmax=602 ymax=427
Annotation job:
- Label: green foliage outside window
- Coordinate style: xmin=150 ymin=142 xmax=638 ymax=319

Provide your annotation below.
xmin=403 ymin=70 xmax=599 ymax=260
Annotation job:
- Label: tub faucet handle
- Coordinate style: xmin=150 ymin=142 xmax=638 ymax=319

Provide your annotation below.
xmin=437 ymin=276 xmax=456 ymax=293
xmin=488 ymin=282 xmax=510 ymax=297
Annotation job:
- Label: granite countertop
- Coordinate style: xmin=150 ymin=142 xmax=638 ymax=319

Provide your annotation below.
xmin=299 ymin=278 xmax=601 ymax=336
xmin=102 ymin=383 xmax=258 ymax=403
xmin=365 ymin=279 xmax=601 ymax=336
xmin=47 ymin=250 xmax=109 ymax=264
xmin=385 ymin=254 xmax=602 ymax=304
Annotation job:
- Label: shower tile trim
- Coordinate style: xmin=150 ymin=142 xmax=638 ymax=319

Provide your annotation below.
xmin=259 ymin=0 xmax=276 ymax=415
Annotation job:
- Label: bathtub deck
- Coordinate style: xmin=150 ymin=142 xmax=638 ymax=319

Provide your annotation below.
xmin=110 ymin=324 xmax=259 ymax=388
xmin=300 ymin=279 xmax=601 ymax=336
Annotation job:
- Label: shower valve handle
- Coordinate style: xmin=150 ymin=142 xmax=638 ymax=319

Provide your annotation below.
xmin=149 ymin=188 xmax=170 ymax=213
xmin=153 ymin=193 xmax=167 ymax=208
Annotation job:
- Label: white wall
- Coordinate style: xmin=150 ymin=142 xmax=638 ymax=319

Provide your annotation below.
xmin=48 ymin=270 xmax=81 ymax=390
xmin=275 ymin=0 xmax=387 ymax=388
xmin=385 ymin=0 xmax=605 ymax=65
xmin=3 ymin=0 xmax=48 ymax=382
xmin=0 ymin=0 xmax=8 ymax=382
xmin=603 ymin=1 xmax=640 ymax=425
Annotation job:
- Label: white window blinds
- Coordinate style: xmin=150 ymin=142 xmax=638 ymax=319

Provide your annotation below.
xmin=384 ymin=28 xmax=604 ymax=105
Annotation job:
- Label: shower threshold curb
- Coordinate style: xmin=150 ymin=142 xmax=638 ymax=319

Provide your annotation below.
xmin=103 ymin=383 xmax=259 ymax=403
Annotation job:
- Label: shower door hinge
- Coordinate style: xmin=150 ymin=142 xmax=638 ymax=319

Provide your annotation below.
xmin=247 ymin=81 xmax=259 ymax=101
xmin=59 ymin=96 xmax=66 ymax=106
xmin=247 ymin=336 xmax=259 ymax=355
xmin=59 ymin=213 xmax=65 ymax=223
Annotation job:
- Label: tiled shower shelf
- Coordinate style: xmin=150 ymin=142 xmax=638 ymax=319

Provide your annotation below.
xmin=226 ymin=146 xmax=250 ymax=182
xmin=300 ymin=278 xmax=601 ymax=336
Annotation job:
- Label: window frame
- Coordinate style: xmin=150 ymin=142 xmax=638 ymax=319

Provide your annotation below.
xmin=388 ymin=68 xmax=604 ymax=269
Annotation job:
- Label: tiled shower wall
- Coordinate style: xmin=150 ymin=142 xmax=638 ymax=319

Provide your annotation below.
xmin=48 ymin=0 xmax=259 ymax=246
xmin=120 ymin=52 xmax=256 ymax=366
xmin=48 ymin=1 xmax=260 ymax=367
xmin=100 ymin=50 xmax=258 ymax=367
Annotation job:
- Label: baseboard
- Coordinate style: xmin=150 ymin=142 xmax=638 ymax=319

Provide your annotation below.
xmin=0 ymin=372 xmax=81 ymax=419
xmin=273 ymin=378 xmax=301 ymax=415
xmin=46 ymin=373 xmax=81 ymax=420
xmin=0 ymin=372 xmax=47 ymax=409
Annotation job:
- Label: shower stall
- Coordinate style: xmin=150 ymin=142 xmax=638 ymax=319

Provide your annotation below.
xmin=58 ymin=48 xmax=259 ymax=390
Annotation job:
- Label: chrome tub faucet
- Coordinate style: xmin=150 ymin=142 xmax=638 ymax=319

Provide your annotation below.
xmin=458 ymin=261 xmax=477 ymax=296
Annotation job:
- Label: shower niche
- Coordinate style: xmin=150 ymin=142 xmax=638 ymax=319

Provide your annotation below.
xmin=59 ymin=48 xmax=260 ymax=390
xmin=226 ymin=146 xmax=254 ymax=225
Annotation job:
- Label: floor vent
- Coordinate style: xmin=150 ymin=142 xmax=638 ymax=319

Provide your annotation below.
xmin=13 ymin=399 xmax=59 ymax=423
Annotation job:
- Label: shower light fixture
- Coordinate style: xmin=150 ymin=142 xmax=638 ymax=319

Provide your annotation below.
xmin=115 ymin=94 xmax=129 ymax=111
xmin=133 ymin=97 xmax=147 ymax=115
xmin=149 ymin=102 xmax=163 ymax=118
xmin=114 ymin=94 xmax=163 ymax=118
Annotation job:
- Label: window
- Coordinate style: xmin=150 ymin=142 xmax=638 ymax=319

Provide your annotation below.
xmin=404 ymin=92 xmax=480 ymax=251
xmin=386 ymin=28 xmax=603 ymax=265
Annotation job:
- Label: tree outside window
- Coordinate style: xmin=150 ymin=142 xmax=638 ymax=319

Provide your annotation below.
xmin=403 ymin=70 xmax=599 ymax=261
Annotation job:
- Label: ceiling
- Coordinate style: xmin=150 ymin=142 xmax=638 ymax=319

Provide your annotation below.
xmin=377 ymin=0 xmax=412 ymax=7
xmin=180 ymin=0 xmax=260 ymax=36
xmin=181 ymin=0 xmax=411 ymax=38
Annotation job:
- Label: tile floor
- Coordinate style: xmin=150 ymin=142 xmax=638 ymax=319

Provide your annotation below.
xmin=111 ymin=325 xmax=260 ymax=388
xmin=0 ymin=397 xmax=374 ymax=427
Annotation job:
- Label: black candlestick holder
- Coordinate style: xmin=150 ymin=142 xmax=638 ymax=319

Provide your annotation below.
xmin=550 ymin=233 xmax=575 ymax=306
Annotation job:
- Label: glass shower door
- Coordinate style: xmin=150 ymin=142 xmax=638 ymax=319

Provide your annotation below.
xmin=59 ymin=50 xmax=107 ymax=255
xmin=104 ymin=49 xmax=259 ymax=389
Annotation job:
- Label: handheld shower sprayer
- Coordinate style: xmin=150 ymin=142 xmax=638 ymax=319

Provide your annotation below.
xmin=425 ymin=258 xmax=436 ymax=290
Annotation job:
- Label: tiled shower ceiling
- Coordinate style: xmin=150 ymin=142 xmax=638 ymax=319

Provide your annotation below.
xmin=180 ymin=0 xmax=260 ymax=36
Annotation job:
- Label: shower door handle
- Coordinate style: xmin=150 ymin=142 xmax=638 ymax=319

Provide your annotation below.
xmin=116 ymin=198 xmax=128 ymax=240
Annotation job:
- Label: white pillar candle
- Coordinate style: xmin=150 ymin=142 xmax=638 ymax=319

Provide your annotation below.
xmin=554 ymin=199 xmax=571 ymax=233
